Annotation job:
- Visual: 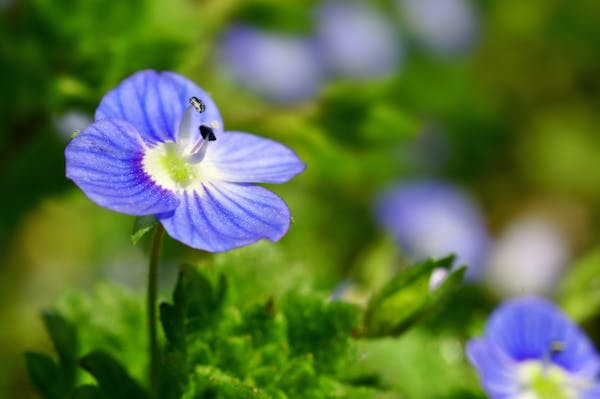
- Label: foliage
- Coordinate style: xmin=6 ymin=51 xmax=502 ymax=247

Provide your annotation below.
xmin=4 ymin=0 xmax=600 ymax=397
xmin=26 ymin=255 xmax=465 ymax=399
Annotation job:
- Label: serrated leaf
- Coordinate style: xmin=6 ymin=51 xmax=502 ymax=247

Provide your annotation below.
xmin=362 ymin=256 xmax=465 ymax=337
xmin=184 ymin=365 xmax=270 ymax=399
xmin=25 ymin=352 xmax=66 ymax=399
xmin=160 ymin=265 xmax=228 ymax=349
xmin=131 ymin=215 xmax=158 ymax=244
xmin=282 ymin=293 xmax=361 ymax=373
xmin=159 ymin=266 xmax=230 ymax=399
xmin=79 ymin=351 xmax=149 ymax=399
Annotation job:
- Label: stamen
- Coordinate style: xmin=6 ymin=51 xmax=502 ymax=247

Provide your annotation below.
xmin=199 ymin=125 xmax=216 ymax=141
xmin=542 ymin=340 xmax=565 ymax=376
xmin=190 ymin=138 xmax=207 ymax=155
xmin=189 ymin=96 xmax=206 ymax=113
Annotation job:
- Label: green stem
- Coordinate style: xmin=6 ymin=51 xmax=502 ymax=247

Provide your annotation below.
xmin=147 ymin=224 xmax=164 ymax=396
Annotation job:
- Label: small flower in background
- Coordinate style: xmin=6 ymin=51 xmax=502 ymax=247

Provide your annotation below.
xmin=467 ymin=297 xmax=600 ymax=399
xmin=315 ymin=0 xmax=403 ymax=79
xmin=375 ymin=180 xmax=490 ymax=279
xmin=428 ymin=267 xmax=449 ymax=291
xmin=485 ymin=215 xmax=570 ymax=298
xmin=65 ymin=70 xmax=305 ymax=252
xmin=219 ymin=25 xmax=324 ymax=104
xmin=398 ymin=0 xmax=479 ymax=56
xmin=53 ymin=110 xmax=92 ymax=141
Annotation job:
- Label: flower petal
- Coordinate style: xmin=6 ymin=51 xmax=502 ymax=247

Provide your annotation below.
xmin=157 ymin=182 xmax=291 ymax=252
xmin=65 ymin=119 xmax=179 ymax=215
xmin=485 ymin=297 xmax=600 ymax=377
xmin=581 ymin=383 xmax=600 ymax=399
xmin=95 ymin=70 xmax=222 ymax=146
xmin=202 ymin=131 xmax=306 ymax=183
xmin=466 ymin=338 xmax=521 ymax=399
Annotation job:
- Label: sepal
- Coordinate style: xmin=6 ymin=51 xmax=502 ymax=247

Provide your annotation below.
xmin=362 ymin=256 xmax=466 ymax=337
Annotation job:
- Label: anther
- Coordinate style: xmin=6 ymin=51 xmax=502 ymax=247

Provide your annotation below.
xmin=189 ymin=97 xmax=206 ymax=113
xmin=199 ymin=125 xmax=216 ymax=141
xmin=550 ymin=341 xmax=565 ymax=355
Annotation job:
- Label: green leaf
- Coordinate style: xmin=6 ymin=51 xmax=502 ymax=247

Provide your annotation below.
xmin=159 ymin=266 xmax=229 ymax=399
xmin=79 ymin=351 xmax=149 ymax=399
xmin=183 ymin=365 xmax=270 ymax=399
xmin=160 ymin=265 xmax=228 ymax=350
xmin=25 ymin=352 xmax=66 ymax=399
xmin=362 ymin=256 xmax=465 ymax=337
xmin=25 ymin=312 xmax=79 ymax=398
xmin=42 ymin=311 xmax=78 ymax=385
xmin=70 ymin=385 xmax=106 ymax=399
xmin=558 ymin=249 xmax=600 ymax=322
xmin=282 ymin=293 xmax=361 ymax=373
xmin=359 ymin=104 xmax=419 ymax=144
xmin=130 ymin=215 xmax=158 ymax=244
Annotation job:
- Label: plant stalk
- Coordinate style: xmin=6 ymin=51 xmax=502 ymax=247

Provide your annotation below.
xmin=147 ymin=224 xmax=164 ymax=396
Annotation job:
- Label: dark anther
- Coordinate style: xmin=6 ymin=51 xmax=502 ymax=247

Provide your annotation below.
xmin=199 ymin=125 xmax=216 ymax=141
xmin=189 ymin=97 xmax=206 ymax=113
xmin=550 ymin=341 xmax=565 ymax=355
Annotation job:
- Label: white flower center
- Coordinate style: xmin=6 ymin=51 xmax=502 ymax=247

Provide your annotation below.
xmin=141 ymin=103 xmax=220 ymax=192
xmin=514 ymin=360 xmax=590 ymax=399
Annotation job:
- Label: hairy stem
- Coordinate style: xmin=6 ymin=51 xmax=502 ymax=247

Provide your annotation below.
xmin=147 ymin=224 xmax=164 ymax=396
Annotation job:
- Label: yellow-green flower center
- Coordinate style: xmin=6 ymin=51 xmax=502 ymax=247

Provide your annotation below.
xmin=143 ymin=142 xmax=199 ymax=191
xmin=517 ymin=361 xmax=578 ymax=399
xmin=159 ymin=143 xmax=196 ymax=185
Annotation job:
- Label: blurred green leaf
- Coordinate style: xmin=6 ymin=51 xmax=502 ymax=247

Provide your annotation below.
xmin=55 ymin=284 xmax=147 ymax=382
xmin=558 ymin=248 xmax=600 ymax=323
xmin=42 ymin=311 xmax=78 ymax=382
xmin=363 ymin=257 xmax=466 ymax=337
xmin=70 ymin=385 xmax=106 ymax=399
xmin=79 ymin=351 xmax=149 ymax=399
xmin=131 ymin=215 xmax=158 ymax=245
xmin=25 ymin=352 xmax=67 ymax=399
xmin=359 ymin=104 xmax=420 ymax=145
xmin=25 ymin=312 xmax=79 ymax=398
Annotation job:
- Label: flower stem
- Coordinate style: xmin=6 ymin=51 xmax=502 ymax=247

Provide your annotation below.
xmin=147 ymin=224 xmax=164 ymax=396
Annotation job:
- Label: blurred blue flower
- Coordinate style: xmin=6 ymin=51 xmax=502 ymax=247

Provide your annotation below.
xmin=375 ymin=180 xmax=490 ymax=278
xmin=485 ymin=215 xmax=570 ymax=298
xmin=398 ymin=0 xmax=479 ymax=55
xmin=315 ymin=1 xmax=403 ymax=79
xmin=219 ymin=25 xmax=325 ymax=103
xmin=54 ymin=110 xmax=93 ymax=142
xmin=65 ymin=70 xmax=305 ymax=252
xmin=467 ymin=297 xmax=600 ymax=399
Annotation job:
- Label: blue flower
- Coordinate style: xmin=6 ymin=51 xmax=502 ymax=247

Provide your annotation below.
xmin=467 ymin=297 xmax=600 ymax=399
xmin=374 ymin=180 xmax=490 ymax=279
xmin=398 ymin=0 xmax=479 ymax=56
xmin=219 ymin=26 xmax=325 ymax=103
xmin=65 ymin=70 xmax=305 ymax=252
xmin=315 ymin=1 xmax=403 ymax=79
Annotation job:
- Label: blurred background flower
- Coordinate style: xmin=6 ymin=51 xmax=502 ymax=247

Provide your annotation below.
xmin=375 ymin=180 xmax=490 ymax=279
xmin=397 ymin=0 xmax=479 ymax=56
xmin=485 ymin=215 xmax=571 ymax=298
xmin=315 ymin=0 xmax=403 ymax=79
xmin=219 ymin=25 xmax=325 ymax=104
xmin=53 ymin=110 xmax=92 ymax=142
